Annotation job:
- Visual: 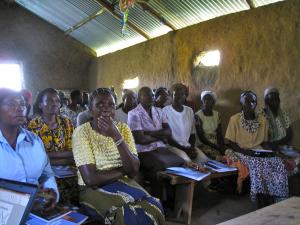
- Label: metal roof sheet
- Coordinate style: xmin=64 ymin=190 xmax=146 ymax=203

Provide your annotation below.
xmin=15 ymin=0 xmax=285 ymax=57
xmin=253 ymin=0 xmax=284 ymax=7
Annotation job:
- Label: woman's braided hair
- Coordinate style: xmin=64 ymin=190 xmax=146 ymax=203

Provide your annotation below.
xmin=88 ymin=88 xmax=114 ymax=110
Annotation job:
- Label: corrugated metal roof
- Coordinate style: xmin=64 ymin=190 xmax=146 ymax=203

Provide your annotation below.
xmin=15 ymin=0 xmax=285 ymax=57
xmin=147 ymin=0 xmax=250 ymax=29
xmin=253 ymin=0 xmax=284 ymax=7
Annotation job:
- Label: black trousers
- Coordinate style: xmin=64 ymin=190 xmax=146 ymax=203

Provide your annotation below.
xmin=139 ymin=147 xmax=185 ymax=198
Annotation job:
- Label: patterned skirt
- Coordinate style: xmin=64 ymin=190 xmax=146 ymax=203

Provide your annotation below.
xmin=200 ymin=144 xmax=223 ymax=160
xmin=226 ymin=150 xmax=289 ymax=202
xmin=79 ymin=177 xmax=165 ymax=225
xmin=56 ymin=176 xmax=79 ymax=204
xmin=199 ymin=135 xmax=223 ymax=160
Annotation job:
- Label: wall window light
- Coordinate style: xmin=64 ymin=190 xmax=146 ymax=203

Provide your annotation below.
xmin=123 ymin=77 xmax=139 ymax=89
xmin=195 ymin=50 xmax=220 ymax=67
xmin=0 ymin=64 xmax=23 ymax=91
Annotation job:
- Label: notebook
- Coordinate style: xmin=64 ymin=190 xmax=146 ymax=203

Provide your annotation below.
xmin=51 ymin=166 xmax=77 ymax=179
xmin=166 ymin=167 xmax=211 ymax=181
xmin=30 ymin=206 xmax=70 ymax=223
xmin=27 ymin=211 xmax=88 ymax=225
xmin=0 ymin=178 xmax=38 ymax=225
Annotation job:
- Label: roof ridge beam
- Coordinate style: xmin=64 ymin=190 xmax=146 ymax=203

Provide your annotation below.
xmin=245 ymin=0 xmax=255 ymax=9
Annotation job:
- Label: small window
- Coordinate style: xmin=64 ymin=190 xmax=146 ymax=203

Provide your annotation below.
xmin=191 ymin=50 xmax=220 ymax=88
xmin=0 ymin=64 xmax=23 ymax=90
xmin=194 ymin=50 xmax=220 ymax=67
xmin=123 ymin=77 xmax=139 ymax=89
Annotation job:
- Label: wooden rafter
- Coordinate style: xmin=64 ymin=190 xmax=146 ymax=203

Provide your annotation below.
xmin=138 ymin=2 xmax=176 ymax=31
xmin=65 ymin=8 xmax=106 ymax=35
xmin=94 ymin=0 xmax=150 ymax=39
xmin=245 ymin=0 xmax=255 ymax=9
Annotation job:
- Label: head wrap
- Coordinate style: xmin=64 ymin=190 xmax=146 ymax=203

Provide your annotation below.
xmin=200 ymin=91 xmax=217 ymax=101
xmin=0 ymin=88 xmax=19 ymax=105
xmin=264 ymin=87 xmax=279 ymax=99
xmin=20 ymin=89 xmax=33 ymax=104
xmin=240 ymin=91 xmax=257 ymax=104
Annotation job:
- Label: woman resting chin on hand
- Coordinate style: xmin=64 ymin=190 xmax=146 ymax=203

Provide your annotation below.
xmin=72 ymin=88 xmax=165 ymax=225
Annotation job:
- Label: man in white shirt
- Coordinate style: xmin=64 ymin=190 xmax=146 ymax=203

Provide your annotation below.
xmin=115 ymin=90 xmax=137 ymax=123
xmin=163 ymin=83 xmax=208 ymax=163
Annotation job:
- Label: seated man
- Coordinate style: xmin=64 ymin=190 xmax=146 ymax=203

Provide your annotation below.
xmin=163 ymin=83 xmax=208 ymax=163
xmin=182 ymin=84 xmax=196 ymax=112
xmin=115 ymin=89 xmax=137 ymax=123
xmin=0 ymin=88 xmax=58 ymax=209
xmin=128 ymin=87 xmax=185 ymax=198
xmin=154 ymin=87 xmax=170 ymax=109
xmin=60 ymin=90 xmax=84 ymax=127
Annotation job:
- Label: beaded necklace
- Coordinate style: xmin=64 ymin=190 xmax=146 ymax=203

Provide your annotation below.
xmin=240 ymin=111 xmax=260 ymax=133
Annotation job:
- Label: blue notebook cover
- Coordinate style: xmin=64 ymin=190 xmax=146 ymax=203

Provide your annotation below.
xmin=166 ymin=167 xmax=211 ymax=181
xmin=204 ymin=160 xmax=237 ymax=172
xmin=27 ymin=211 xmax=88 ymax=225
xmin=52 ymin=166 xmax=77 ymax=178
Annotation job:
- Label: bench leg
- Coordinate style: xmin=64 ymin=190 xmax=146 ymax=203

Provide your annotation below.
xmin=173 ymin=182 xmax=195 ymax=225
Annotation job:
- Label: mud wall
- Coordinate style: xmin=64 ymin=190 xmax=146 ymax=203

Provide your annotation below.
xmin=0 ymin=3 xmax=93 ymax=96
xmin=89 ymin=0 xmax=300 ymax=147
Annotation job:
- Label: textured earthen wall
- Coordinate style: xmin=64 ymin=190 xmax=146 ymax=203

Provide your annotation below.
xmin=0 ymin=3 xmax=93 ymax=96
xmin=89 ymin=0 xmax=300 ymax=147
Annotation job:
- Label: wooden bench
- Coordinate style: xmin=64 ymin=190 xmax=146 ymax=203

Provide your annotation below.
xmin=158 ymin=170 xmax=237 ymax=225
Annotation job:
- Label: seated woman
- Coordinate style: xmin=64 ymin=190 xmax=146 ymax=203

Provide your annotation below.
xmin=262 ymin=88 xmax=292 ymax=146
xmin=28 ymin=88 xmax=77 ymax=204
xmin=225 ymin=91 xmax=288 ymax=208
xmin=163 ymin=83 xmax=208 ymax=164
xmin=262 ymin=88 xmax=299 ymax=175
xmin=195 ymin=91 xmax=225 ymax=160
xmin=0 ymin=88 xmax=58 ymax=207
xmin=72 ymin=88 xmax=165 ymax=225
xmin=20 ymin=89 xmax=33 ymax=128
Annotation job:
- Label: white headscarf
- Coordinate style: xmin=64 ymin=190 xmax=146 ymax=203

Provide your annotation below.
xmin=200 ymin=91 xmax=217 ymax=101
xmin=264 ymin=88 xmax=279 ymax=99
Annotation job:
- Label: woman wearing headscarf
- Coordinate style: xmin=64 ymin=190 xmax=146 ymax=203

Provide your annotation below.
xmin=262 ymin=88 xmax=292 ymax=146
xmin=225 ymin=91 xmax=288 ymax=208
xmin=0 ymin=88 xmax=58 ymax=208
xmin=195 ymin=91 xmax=225 ymax=160
xmin=262 ymin=88 xmax=299 ymax=175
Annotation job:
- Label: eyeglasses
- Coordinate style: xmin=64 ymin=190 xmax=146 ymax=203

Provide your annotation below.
xmin=1 ymin=100 xmax=26 ymax=111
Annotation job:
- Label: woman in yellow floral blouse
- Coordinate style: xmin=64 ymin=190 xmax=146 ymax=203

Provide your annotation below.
xmin=28 ymin=88 xmax=77 ymax=204
xmin=72 ymin=88 xmax=165 ymax=225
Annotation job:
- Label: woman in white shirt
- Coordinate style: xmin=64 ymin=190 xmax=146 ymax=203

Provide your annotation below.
xmin=163 ymin=84 xmax=208 ymax=164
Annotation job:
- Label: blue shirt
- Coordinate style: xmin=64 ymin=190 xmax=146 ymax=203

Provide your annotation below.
xmin=0 ymin=128 xmax=59 ymax=200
